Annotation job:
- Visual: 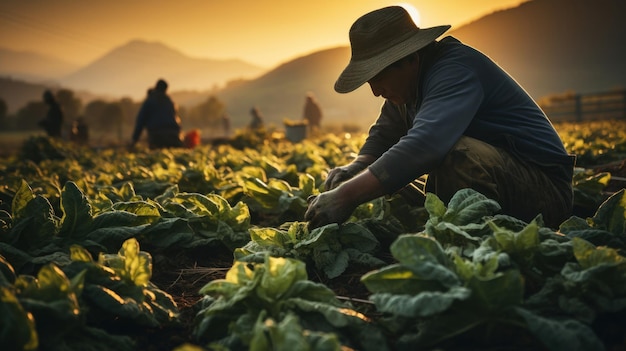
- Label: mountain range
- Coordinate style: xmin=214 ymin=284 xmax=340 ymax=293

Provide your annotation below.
xmin=59 ymin=40 xmax=265 ymax=100
xmin=1 ymin=0 xmax=624 ymax=130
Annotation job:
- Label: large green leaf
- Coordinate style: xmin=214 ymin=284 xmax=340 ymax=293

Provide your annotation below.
xmin=7 ymin=196 xmax=58 ymax=251
xmin=0 ymin=286 xmax=38 ymax=350
xmin=390 ymin=234 xmax=448 ymax=266
xmin=258 ymin=256 xmax=307 ymax=303
xmin=464 ymin=269 xmax=524 ymax=313
xmin=111 ymin=200 xmax=162 ymax=217
xmin=443 ymin=188 xmax=501 ymax=225
xmin=592 ymin=189 xmax=626 ymax=236
xmin=361 ymin=264 xmax=453 ymax=294
xmin=58 ymin=181 xmax=94 ymax=239
xmin=424 ymin=192 xmax=446 ymax=218
xmin=515 ymin=307 xmax=605 ymax=351
xmin=99 ymin=238 xmax=152 ymax=287
xmin=370 ymin=286 xmax=471 ymax=318
xmin=11 ymin=179 xmax=35 ymax=220
xmin=361 ymin=234 xmax=460 ymax=293
xmin=14 ymin=264 xmax=84 ymax=343
xmin=571 ymin=236 xmax=626 ymax=270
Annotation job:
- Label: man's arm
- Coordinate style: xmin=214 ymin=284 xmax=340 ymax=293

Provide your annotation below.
xmin=305 ymin=169 xmax=385 ymax=229
xmin=325 ymin=154 xmax=377 ymax=190
xmin=359 ymin=101 xmax=411 ymax=158
xmin=131 ymin=103 xmax=149 ymax=144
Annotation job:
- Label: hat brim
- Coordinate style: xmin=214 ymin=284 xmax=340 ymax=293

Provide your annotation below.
xmin=334 ymin=25 xmax=451 ymax=94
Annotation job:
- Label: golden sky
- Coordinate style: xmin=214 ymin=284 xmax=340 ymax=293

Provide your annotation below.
xmin=0 ymin=0 xmax=527 ymax=68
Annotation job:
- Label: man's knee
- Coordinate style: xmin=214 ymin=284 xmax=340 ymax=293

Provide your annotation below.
xmin=427 ymin=136 xmax=572 ymax=228
xmin=426 ymin=137 xmax=501 ymax=203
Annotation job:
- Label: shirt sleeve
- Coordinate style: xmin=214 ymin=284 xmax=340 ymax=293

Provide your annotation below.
xmin=132 ymin=102 xmax=149 ymax=142
xmin=359 ymin=101 xmax=410 ymax=158
xmin=368 ymin=62 xmax=485 ymax=194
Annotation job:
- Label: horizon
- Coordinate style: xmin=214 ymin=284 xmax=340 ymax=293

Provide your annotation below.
xmin=1 ymin=0 xmax=622 ymax=122
xmin=0 ymin=0 xmax=528 ymax=68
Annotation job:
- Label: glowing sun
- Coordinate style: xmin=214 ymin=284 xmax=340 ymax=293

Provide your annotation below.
xmin=396 ymin=3 xmax=422 ymax=26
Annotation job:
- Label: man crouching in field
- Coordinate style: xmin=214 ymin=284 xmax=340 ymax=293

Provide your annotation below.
xmin=305 ymin=6 xmax=575 ymax=230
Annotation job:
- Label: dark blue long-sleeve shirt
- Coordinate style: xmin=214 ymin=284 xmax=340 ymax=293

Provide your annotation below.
xmin=132 ymin=91 xmax=180 ymax=143
xmin=363 ymin=37 xmax=574 ymax=194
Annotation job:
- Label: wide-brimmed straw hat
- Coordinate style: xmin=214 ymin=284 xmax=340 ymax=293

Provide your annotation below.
xmin=334 ymin=6 xmax=451 ymax=93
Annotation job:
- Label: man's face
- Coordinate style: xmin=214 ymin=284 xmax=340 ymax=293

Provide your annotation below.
xmin=367 ymin=57 xmax=418 ymax=105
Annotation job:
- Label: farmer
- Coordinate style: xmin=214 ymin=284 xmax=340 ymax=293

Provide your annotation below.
xmin=303 ymin=92 xmax=323 ymax=134
xmin=131 ymin=79 xmax=183 ymax=149
xmin=249 ymin=106 xmax=265 ymax=130
xmin=38 ymin=90 xmax=64 ymax=138
xmin=305 ymin=6 xmax=575 ymax=229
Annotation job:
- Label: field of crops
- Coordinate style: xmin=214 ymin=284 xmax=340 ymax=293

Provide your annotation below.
xmin=1 ymin=120 xmax=626 ymax=351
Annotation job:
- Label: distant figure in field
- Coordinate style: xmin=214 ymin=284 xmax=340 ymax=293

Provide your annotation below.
xmin=131 ymin=79 xmax=183 ymax=149
xmin=38 ymin=90 xmax=63 ymax=138
xmin=249 ymin=106 xmax=265 ymax=130
xmin=303 ymin=92 xmax=323 ymax=134
xmin=70 ymin=117 xmax=89 ymax=145
xmin=222 ymin=113 xmax=231 ymax=137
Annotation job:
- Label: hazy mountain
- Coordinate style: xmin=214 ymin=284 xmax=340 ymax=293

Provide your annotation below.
xmin=216 ymin=0 xmax=626 ymax=129
xmin=58 ymin=40 xmax=266 ymax=99
xmin=214 ymin=46 xmax=381 ymax=129
xmin=2 ymin=0 xmax=624 ymax=130
xmin=0 ymin=48 xmax=79 ymax=82
xmin=0 ymin=78 xmax=54 ymax=113
xmin=448 ymin=0 xmax=626 ymax=98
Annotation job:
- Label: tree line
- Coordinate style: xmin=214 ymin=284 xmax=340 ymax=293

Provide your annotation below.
xmin=0 ymin=89 xmax=227 ymax=143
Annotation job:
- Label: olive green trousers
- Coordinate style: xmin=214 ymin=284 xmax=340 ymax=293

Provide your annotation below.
xmin=399 ymin=136 xmax=573 ymax=229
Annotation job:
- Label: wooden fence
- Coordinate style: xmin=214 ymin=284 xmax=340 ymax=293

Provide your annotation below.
xmin=538 ymin=89 xmax=626 ymax=122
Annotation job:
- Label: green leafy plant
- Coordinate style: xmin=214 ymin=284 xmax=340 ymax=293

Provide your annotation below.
xmin=560 ymin=188 xmax=626 ymax=251
xmin=235 ymin=221 xmax=384 ymax=279
xmin=361 ymin=233 xmax=603 ymax=350
xmin=423 ymin=188 xmax=501 ymax=248
xmin=241 ymin=174 xmax=315 ymax=225
xmin=249 ymin=312 xmax=343 ymax=351
xmin=193 ymin=255 xmax=388 ymax=351
xmin=64 ymin=239 xmax=179 ymax=329
xmin=1 ymin=257 xmax=137 ymax=350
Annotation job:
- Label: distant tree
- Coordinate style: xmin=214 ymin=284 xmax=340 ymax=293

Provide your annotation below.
xmin=187 ymin=95 xmax=226 ymax=130
xmin=84 ymin=100 xmax=126 ymax=141
xmin=84 ymin=99 xmax=108 ymax=129
xmin=16 ymin=101 xmax=47 ymax=130
xmin=55 ymin=89 xmax=82 ymax=121
xmin=118 ymin=97 xmax=141 ymax=130
xmin=103 ymin=103 xmax=124 ymax=141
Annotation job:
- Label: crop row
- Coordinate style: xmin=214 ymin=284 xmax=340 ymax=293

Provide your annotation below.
xmin=1 ymin=121 xmax=625 ymax=350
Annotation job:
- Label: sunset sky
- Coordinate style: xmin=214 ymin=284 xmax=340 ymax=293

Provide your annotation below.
xmin=0 ymin=0 xmax=527 ymax=68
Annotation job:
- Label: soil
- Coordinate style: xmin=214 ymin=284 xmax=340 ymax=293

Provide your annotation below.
xmin=136 ymin=249 xmax=234 ymax=350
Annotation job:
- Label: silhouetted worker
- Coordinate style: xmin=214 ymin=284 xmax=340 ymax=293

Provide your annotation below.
xmin=303 ymin=92 xmax=323 ymax=134
xmin=131 ymin=79 xmax=183 ymax=149
xmin=249 ymin=106 xmax=265 ymax=130
xmin=70 ymin=117 xmax=89 ymax=145
xmin=222 ymin=113 xmax=231 ymax=137
xmin=38 ymin=90 xmax=63 ymax=138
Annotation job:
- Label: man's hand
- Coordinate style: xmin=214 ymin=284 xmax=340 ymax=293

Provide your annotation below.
xmin=325 ymin=160 xmax=369 ymax=190
xmin=304 ymin=189 xmax=357 ymax=230
xmin=306 ymin=168 xmax=385 ymax=230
